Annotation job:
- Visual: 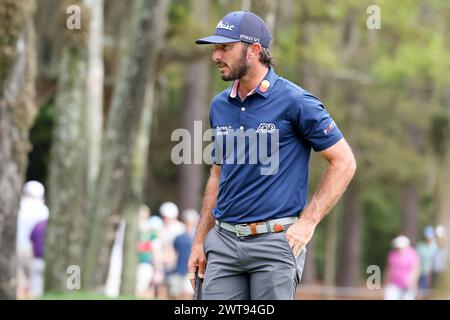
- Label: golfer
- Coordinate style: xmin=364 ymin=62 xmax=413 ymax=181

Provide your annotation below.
xmin=188 ymin=10 xmax=356 ymax=300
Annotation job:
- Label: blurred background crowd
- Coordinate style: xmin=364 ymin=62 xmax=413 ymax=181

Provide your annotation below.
xmin=16 ymin=181 xmax=200 ymax=300
xmin=13 ymin=180 xmax=449 ymax=300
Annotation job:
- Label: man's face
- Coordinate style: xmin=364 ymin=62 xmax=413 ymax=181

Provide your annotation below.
xmin=212 ymin=42 xmax=249 ymax=81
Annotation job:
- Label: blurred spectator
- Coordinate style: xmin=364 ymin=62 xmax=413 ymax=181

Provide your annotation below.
xmin=160 ymin=202 xmax=185 ymax=244
xmin=16 ymin=181 xmax=49 ymax=299
xmin=431 ymin=225 xmax=448 ymax=287
xmin=29 ymin=219 xmax=48 ymax=298
xmin=384 ymin=235 xmax=420 ymax=300
xmin=135 ymin=205 xmax=164 ymax=299
xmin=147 ymin=215 xmax=165 ymax=299
xmin=167 ymin=209 xmax=199 ymax=299
xmin=157 ymin=202 xmax=185 ymax=299
xmin=415 ymin=226 xmax=438 ymax=298
xmin=159 ymin=202 xmax=185 ymax=271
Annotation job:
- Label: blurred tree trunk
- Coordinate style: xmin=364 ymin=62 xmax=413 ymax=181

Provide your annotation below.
xmin=433 ymin=140 xmax=450 ymax=299
xmin=86 ymin=0 xmax=104 ymax=195
xmin=120 ymin=82 xmax=156 ymax=295
xmin=336 ymin=181 xmax=361 ymax=287
xmin=433 ymin=84 xmax=450 ymax=299
xmin=177 ymin=62 xmax=208 ymax=212
xmin=249 ymin=0 xmax=278 ymax=34
xmin=83 ymin=0 xmax=170 ymax=290
xmin=301 ymin=156 xmax=318 ymax=285
xmin=103 ymin=0 xmax=131 ymax=76
xmin=177 ymin=0 xmax=209 ymax=212
xmin=296 ymin=18 xmax=320 ymax=286
xmin=241 ymin=0 xmax=251 ymax=11
xmin=400 ymin=183 xmax=420 ymax=244
xmin=323 ymin=208 xmax=339 ymax=298
xmin=277 ymin=0 xmax=294 ymax=27
xmin=33 ymin=0 xmax=61 ymax=111
xmin=0 ymin=0 xmax=37 ymax=299
xmin=34 ymin=0 xmax=62 ymax=77
xmin=401 ymin=124 xmax=424 ymax=244
xmin=335 ymin=86 xmax=363 ymax=287
xmin=103 ymin=0 xmax=131 ymax=110
xmin=334 ymin=11 xmax=363 ymax=288
xmin=46 ymin=0 xmax=103 ymax=292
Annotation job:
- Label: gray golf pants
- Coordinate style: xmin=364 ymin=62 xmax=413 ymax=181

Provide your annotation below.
xmin=202 ymin=224 xmax=306 ymax=300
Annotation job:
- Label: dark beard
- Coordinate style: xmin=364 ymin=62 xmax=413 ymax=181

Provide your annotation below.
xmin=221 ymin=46 xmax=249 ymax=81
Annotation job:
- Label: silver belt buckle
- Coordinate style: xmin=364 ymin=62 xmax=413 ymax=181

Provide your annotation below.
xmin=235 ymin=224 xmax=249 ymax=237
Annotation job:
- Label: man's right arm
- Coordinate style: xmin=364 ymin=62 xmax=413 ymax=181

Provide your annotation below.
xmin=188 ymin=164 xmax=221 ymax=287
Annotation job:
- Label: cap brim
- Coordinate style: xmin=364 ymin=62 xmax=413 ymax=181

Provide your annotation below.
xmin=195 ymin=35 xmax=239 ymax=45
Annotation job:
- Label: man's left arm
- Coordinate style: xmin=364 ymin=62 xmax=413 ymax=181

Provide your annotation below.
xmin=286 ymin=138 xmax=356 ymax=256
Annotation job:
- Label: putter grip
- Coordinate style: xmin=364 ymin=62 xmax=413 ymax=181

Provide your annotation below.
xmin=194 ymin=272 xmax=203 ymax=300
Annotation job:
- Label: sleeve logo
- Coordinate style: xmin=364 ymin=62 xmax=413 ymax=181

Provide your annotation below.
xmin=323 ymin=121 xmax=337 ymax=135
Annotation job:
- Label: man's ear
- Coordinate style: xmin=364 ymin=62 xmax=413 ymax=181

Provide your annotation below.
xmin=248 ymin=43 xmax=262 ymax=60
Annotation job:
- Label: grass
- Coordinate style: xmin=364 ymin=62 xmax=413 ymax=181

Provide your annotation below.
xmin=41 ymin=291 xmax=138 ymax=300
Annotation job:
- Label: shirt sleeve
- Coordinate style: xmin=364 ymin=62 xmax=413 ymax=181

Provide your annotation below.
xmin=294 ymin=92 xmax=343 ymax=152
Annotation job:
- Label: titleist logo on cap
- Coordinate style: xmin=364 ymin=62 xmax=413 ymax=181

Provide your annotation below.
xmin=216 ymin=20 xmax=235 ymax=30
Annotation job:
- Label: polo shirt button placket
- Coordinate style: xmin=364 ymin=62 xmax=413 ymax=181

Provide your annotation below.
xmin=238 ymin=98 xmax=248 ymax=131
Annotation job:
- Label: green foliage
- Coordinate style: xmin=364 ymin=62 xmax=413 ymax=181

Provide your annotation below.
xmin=273 ymin=26 xmax=300 ymax=79
xmin=430 ymin=110 xmax=449 ymax=155
xmin=26 ymin=102 xmax=54 ymax=186
xmin=361 ymin=187 xmax=400 ymax=274
xmin=41 ymin=291 xmax=137 ymax=300
xmin=272 ymin=0 xmax=450 ymax=283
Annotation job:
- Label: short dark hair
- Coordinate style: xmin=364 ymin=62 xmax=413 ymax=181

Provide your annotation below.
xmin=242 ymin=42 xmax=275 ymax=68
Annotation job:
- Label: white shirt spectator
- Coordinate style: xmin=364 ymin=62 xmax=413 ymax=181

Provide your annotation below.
xmin=16 ymin=196 xmax=49 ymax=252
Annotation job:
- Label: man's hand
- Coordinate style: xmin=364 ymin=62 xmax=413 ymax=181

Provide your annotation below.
xmin=285 ymin=217 xmax=317 ymax=257
xmin=187 ymin=242 xmax=207 ymax=290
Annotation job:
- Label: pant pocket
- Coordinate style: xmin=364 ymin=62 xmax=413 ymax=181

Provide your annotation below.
xmin=278 ymin=231 xmax=307 ymax=285
xmin=277 ymin=231 xmax=297 ymax=266
xmin=295 ymin=248 xmax=307 ymax=285
xmin=203 ymin=228 xmax=216 ymax=257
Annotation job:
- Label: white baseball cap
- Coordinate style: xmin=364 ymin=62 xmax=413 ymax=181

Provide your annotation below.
xmin=392 ymin=235 xmax=410 ymax=249
xmin=148 ymin=216 xmax=164 ymax=230
xmin=23 ymin=180 xmax=45 ymax=199
xmin=436 ymin=225 xmax=447 ymax=239
xmin=182 ymin=209 xmax=200 ymax=223
xmin=159 ymin=201 xmax=179 ymax=219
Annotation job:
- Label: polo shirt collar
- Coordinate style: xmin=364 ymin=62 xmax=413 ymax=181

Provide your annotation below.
xmin=228 ymin=67 xmax=278 ymax=100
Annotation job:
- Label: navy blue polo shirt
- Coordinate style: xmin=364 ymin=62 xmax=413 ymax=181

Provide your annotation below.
xmin=210 ymin=67 xmax=343 ymax=223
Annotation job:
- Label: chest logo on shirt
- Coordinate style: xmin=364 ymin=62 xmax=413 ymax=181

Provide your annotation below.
xmin=216 ymin=125 xmax=232 ymax=136
xmin=256 ymin=123 xmax=276 ymax=134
